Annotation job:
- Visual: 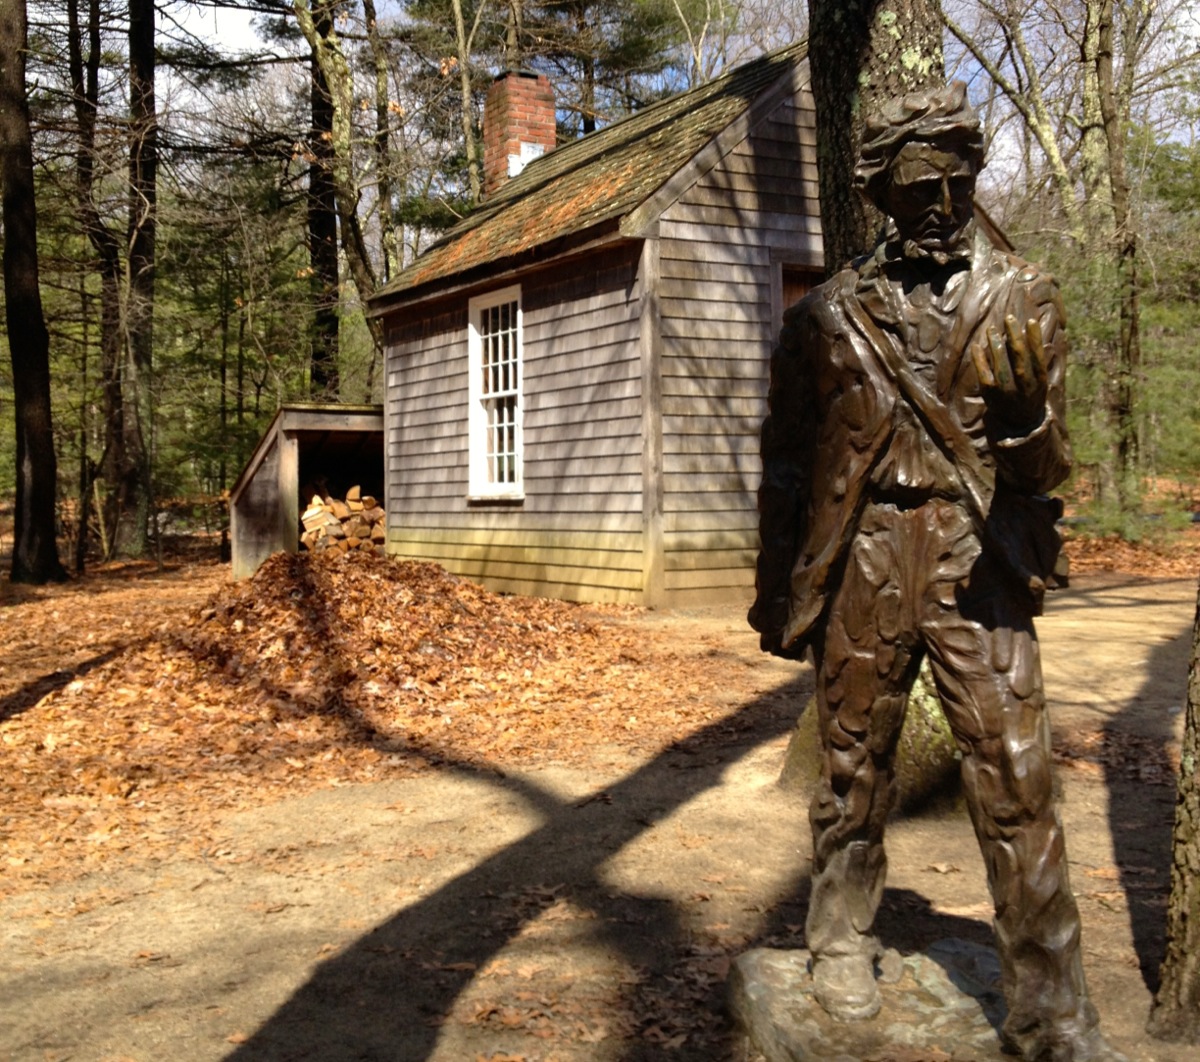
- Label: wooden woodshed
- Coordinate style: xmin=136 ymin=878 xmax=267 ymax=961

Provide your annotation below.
xmin=368 ymin=43 xmax=823 ymax=606
xmin=229 ymin=403 xmax=384 ymax=580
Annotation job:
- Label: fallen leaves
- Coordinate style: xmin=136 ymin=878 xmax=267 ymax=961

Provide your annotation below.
xmin=0 ymin=551 xmax=761 ymax=897
xmin=1061 ymin=524 xmax=1200 ymax=579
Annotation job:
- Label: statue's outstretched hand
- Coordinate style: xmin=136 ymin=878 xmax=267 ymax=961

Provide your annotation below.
xmin=971 ymin=313 xmax=1049 ymax=432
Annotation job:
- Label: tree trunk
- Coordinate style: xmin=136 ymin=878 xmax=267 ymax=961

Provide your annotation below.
xmin=1147 ymin=577 xmax=1200 ymax=1043
xmin=505 ymin=0 xmax=524 ymax=69
xmin=450 ymin=0 xmax=482 ymax=202
xmin=806 ymin=0 xmax=951 ymax=779
xmin=362 ymin=0 xmax=398 ymax=284
xmin=806 ymin=0 xmax=945 ymax=272
xmin=1094 ymin=0 xmax=1141 ymax=509
xmin=308 ymin=1 xmax=340 ymax=397
xmin=1 ymin=0 xmax=67 ymax=584
xmin=125 ymin=0 xmax=157 ymax=555
xmin=294 ymin=0 xmax=384 ymax=358
xmin=67 ymin=0 xmax=124 ymax=558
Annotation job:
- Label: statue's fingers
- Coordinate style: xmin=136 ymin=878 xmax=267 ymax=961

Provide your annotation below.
xmin=1025 ymin=317 xmax=1049 ymax=392
xmin=971 ymin=341 xmax=996 ymax=388
xmin=1004 ymin=313 xmax=1031 ymax=386
xmin=989 ymin=327 xmax=1013 ymax=391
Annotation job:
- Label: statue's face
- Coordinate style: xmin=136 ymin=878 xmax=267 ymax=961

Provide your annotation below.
xmin=882 ymin=141 xmax=975 ymax=254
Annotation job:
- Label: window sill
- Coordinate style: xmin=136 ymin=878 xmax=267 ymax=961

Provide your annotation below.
xmin=466 ymin=493 xmax=525 ymax=506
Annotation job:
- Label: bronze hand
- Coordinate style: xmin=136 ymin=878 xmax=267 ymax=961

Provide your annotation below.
xmin=971 ymin=313 xmax=1049 ymax=432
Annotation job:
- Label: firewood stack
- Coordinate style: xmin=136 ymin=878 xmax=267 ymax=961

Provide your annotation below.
xmin=300 ymin=486 xmax=386 ymax=554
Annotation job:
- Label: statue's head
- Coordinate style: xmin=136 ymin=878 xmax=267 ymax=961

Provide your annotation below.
xmin=855 ymin=81 xmax=985 ymax=257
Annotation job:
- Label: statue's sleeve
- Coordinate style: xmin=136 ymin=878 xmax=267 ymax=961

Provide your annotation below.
xmin=991 ymin=270 xmax=1073 ymax=495
xmin=748 ymin=298 xmax=818 ymax=657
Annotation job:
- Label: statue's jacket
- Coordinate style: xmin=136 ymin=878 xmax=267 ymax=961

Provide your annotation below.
xmin=750 ymin=230 xmax=1073 ymax=656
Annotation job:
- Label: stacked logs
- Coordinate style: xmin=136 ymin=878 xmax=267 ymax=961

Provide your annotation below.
xmin=300 ymin=486 xmax=386 ymax=554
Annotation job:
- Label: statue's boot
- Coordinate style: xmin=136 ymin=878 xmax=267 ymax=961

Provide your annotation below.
xmin=1002 ymin=1014 xmax=1130 ymax=1062
xmin=811 ymin=951 xmax=881 ymax=1021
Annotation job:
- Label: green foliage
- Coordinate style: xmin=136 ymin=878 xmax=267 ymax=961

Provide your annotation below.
xmin=1136 ymin=123 xmax=1200 ymax=509
xmin=153 ymin=157 xmax=315 ymax=493
xmin=1018 ymin=115 xmax=1200 ymax=528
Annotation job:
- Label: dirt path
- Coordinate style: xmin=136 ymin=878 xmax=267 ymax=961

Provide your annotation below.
xmin=1 ymin=572 xmax=1196 ymax=1061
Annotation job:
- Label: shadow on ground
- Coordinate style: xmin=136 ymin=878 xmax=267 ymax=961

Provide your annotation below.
xmin=224 ymin=660 xmax=1013 ymax=1061
xmin=226 ymin=677 xmax=806 ymax=1060
xmin=1096 ymin=579 xmax=1195 ymax=991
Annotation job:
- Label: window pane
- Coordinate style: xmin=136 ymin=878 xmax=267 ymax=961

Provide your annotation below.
xmin=473 ymin=294 xmax=521 ymax=492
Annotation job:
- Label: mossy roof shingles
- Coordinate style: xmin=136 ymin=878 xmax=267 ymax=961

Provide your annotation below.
xmin=372 ymin=42 xmax=807 ymax=304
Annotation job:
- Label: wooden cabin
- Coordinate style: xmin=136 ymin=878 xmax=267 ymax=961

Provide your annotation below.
xmin=368 ymin=43 xmax=823 ymax=606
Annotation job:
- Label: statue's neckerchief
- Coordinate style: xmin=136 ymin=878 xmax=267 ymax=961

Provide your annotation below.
xmin=843 ymin=226 xmax=1006 ymax=525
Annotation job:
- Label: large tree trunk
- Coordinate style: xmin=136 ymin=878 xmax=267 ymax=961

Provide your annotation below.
xmin=1 ymin=0 xmax=67 ymax=584
xmin=805 ymin=0 xmax=952 ymax=782
xmin=806 ymin=0 xmax=945 ymax=272
xmin=1147 ymin=577 xmax=1200 ymax=1043
xmin=294 ymin=0 xmax=384 ymax=360
xmin=1094 ymin=0 xmax=1141 ymax=509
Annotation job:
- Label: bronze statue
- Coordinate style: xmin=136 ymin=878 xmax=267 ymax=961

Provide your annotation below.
xmin=750 ymin=82 xmax=1126 ymax=1062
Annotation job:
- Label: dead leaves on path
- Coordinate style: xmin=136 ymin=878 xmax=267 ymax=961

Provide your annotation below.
xmin=1061 ymin=525 xmax=1200 ymax=579
xmin=0 ymin=551 xmax=740 ymax=896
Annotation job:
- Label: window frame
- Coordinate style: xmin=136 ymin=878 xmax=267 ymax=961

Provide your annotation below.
xmin=467 ymin=284 xmax=525 ymax=501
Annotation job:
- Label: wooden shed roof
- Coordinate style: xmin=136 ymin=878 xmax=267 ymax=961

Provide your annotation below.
xmin=229 ymin=403 xmax=383 ymax=507
xmin=370 ymin=41 xmax=808 ymax=311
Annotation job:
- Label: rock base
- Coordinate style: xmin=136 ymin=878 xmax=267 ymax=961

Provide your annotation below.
xmin=729 ymin=939 xmax=1009 ymax=1061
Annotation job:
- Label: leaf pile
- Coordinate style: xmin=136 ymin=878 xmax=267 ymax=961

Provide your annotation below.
xmin=1062 ymin=525 xmax=1200 ymax=579
xmin=0 ymin=551 xmax=725 ymax=895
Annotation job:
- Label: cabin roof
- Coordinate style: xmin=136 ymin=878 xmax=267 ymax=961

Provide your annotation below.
xmin=370 ymin=41 xmax=808 ymax=309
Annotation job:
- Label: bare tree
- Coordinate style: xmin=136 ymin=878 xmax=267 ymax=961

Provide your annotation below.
xmin=308 ymin=0 xmax=340 ymax=396
xmin=66 ymin=0 xmax=123 ymax=566
xmin=450 ymin=0 xmax=489 ymax=202
xmin=943 ymin=0 xmax=1199 ymax=512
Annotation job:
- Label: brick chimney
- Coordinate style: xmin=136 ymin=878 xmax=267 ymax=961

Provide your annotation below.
xmin=483 ymin=71 xmax=556 ymax=197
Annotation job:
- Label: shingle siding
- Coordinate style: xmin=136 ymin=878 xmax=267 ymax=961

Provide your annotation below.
xmin=655 ymin=86 xmax=822 ymax=603
xmin=385 ymin=243 xmax=647 ymax=602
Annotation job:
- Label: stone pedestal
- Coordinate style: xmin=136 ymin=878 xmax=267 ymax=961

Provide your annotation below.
xmin=729 ymin=939 xmax=1009 ymax=1061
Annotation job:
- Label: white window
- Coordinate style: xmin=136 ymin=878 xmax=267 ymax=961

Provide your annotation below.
xmin=468 ymin=285 xmax=524 ymax=499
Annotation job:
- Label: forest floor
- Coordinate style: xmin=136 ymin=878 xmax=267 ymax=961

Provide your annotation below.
xmin=0 ymin=531 xmax=1198 ymax=1061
